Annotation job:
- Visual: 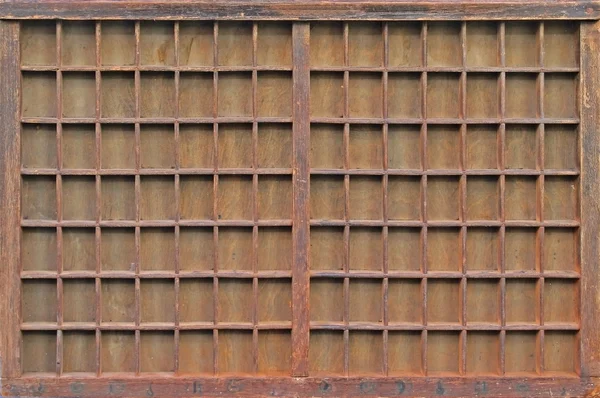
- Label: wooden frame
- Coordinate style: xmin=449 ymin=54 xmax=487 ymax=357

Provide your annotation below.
xmin=1 ymin=2 xmax=600 ymax=397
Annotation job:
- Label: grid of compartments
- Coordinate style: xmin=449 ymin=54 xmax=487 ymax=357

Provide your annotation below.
xmin=20 ymin=21 xmax=295 ymax=376
xmin=308 ymin=21 xmax=581 ymax=376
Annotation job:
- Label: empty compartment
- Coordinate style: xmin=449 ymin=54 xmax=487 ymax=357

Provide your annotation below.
xmin=466 ymin=22 xmax=498 ymax=67
xmin=62 ymin=73 xmax=96 ymax=118
xmin=22 ymin=280 xmax=57 ymax=323
xmin=256 ymin=228 xmax=292 ymax=271
xmin=466 ymin=176 xmax=499 ymax=220
xmin=349 ymin=228 xmax=383 ymax=271
xmin=544 ymin=228 xmax=578 ymax=272
xmin=388 ymin=125 xmax=421 ymax=169
xmin=309 ymin=331 xmax=344 ymax=375
xmin=505 ymin=279 xmax=539 ymax=324
xmin=217 ymin=124 xmax=252 ymax=168
xmin=427 ymin=279 xmax=461 ymax=324
xmin=140 ymin=21 xmax=175 ymax=66
xmin=348 ymin=73 xmax=384 ymax=117
xmin=543 ymin=279 xmax=579 ymax=324
xmin=217 ymin=175 xmax=253 ymax=220
xmin=310 ymin=22 xmax=344 ymax=67
xmin=505 ymin=22 xmax=539 ymax=67
xmin=218 ymin=330 xmax=253 ymax=374
xmin=62 ymin=124 xmax=96 ymax=169
xmin=140 ymin=228 xmax=175 ymax=271
xmin=180 ymin=176 xmax=214 ymax=220
xmin=310 ymin=124 xmax=344 ymax=169
xmin=505 ymin=228 xmax=538 ymax=271
xmin=427 ymin=332 xmax=460 ymax=374
xmin=505 ymin=125 xmax=538 ymax=169
xmin=179 ymin=279 xmax=214 ymax=323
xmin=349 ymin=176 xmax=383 ymax=220
xmin=388 ymin=176 xmax=421 ymax=220
xmin=466 ymin=125 xmax=498 ymax=169
xmin=388 ymin=279 xmax=422 ymax=323
xmin=426 ymin=125 xmax=460 ymax=169
xmin=217 ymin=22 xmax=253 ymax=66
xmin=258 ymin=175 xmax=293 ymax=220
xmin=257 ymin=123 xmax=292 ymax=168
xmin=62 ymin=228 xmax=96 ymax=271
xmin=140 ymin=332 xmax=175 ymax=372
xmin=544 ymin=125 xmax=578 ymax=170
xmin=22 ymin=72 xmax=56 ymax=118
xmin=22 ymin=228 xmax=57 ymax=271
xmin=180 ymin=227 xmax=214 ymax=271
xmin=427 ymin=22 xmax=462 ymax=66
xmin=349 ymin=331 xmax=384 ymax=375
xmin=21 ymin=21 xmax=56 ymax=66
xmin=140 ymin=279 xmax=175 ymax=323
xmin=179 ymin=124 xmax=214 ymax=168
xmin=63 ymin=331 xmax=95 ymax=373
xmin=140 ymin=72 xmax=176 ymax=118
xmin=348 ymin=125 xmax=383 ymax=169
xmin=101 ymin=331 xmax=136 ymax=373
xmin=388 ymin=228 xmax=422 ymax=271
xmin=426 ymin=73 xmax=460 ymax=118
xmin=101 ymin=22 xmax=135 ymax=65
xmin=22 ymin=331 xmax=57 ymax=374
xmin=101 ymin=228 xmax=136 ymax=271
xmin=505 ymin=73 xmax=539 ymax=118
xmin=505 ymin=176 xmax=538 ymax=220
xmin=22 ymin=176 xmax=57 ymax=220
xmin=427 ymin=228 xmax=461 ymax=272
xmin=388 ymin=73 xmax=422 ymax=119
xmin=257 ymin=22 xmax=292 ymax=66
xmin=217 ymin=72 xmax=252 ymax=117
xmin=140 ymin=176 xmax=176 ymax=220
xmin=466 ymin=332 xmax=500 ymax=375
xmin=310 ymin=278 xmax=344 ymax=322
xmin=62 ymin=21 xmax=96 ymax=66
xmin=257 ymin=72 xmax=293 ymax=117
xmin=140 ymin=124 xmax=176 ymax=168
xmin=466 ymin=228 xmax=499 ymax=271
xmin=466 ymin=280 xmax=500 ymax=324
xmin=388 ymin=22 xmax=422 ymax=67
xmin=310 ymin=72 xmax=344 ymax=118
xmin=101 ymin=72 xmax=135 ymax=118
xmin=218 ymin=227 xmax=253 ymax=271
xmin=179 ymin=22 xmax=214 ymax=66
xmin=101 ymin=124 xmax=136 ymax=169
xmin=544 ymin=176 xmax=578 ymax=220
xmin=22 ymin=124 xmax=57 ymax=169
xmin=258 ymin=331 xmax=291 ymax=375
xmin=348 ymin=22 xmax=383 ymax=67
xmin=310 ymin=227 xmax=344 ymax=271
xmin=101 ymin=279 xmax=136 ymax=323
xmin=62 ymin=176 xmax=96 ymax=220
xmin=388 ymin=332 xmax=423 ymax=375
xmin=179 ymin=73 xmax=214 ymax=118
xmin=544 ymin=22 xmax=579 ymax=68
xmin=466 ymin=73 xmax=499 ymax=119
xmin=505 ymin=332 xmax=538 ymax=374
xmin=426 ymin=177 xmax=460 ymax=221
xmin=258 ymin=279 xmax=292 ymax=322
xmin=179 ymin=331 xmax=214 ymax=374
xmin=544 ymin=331 xmax=578 ymax=374
xmin=218 ymin=279 xmax=253 ymax=322
xmin=544 ymin=73 xmax=578 ymax=118
xmin=310 ymin=175 xmax=345 ymax=220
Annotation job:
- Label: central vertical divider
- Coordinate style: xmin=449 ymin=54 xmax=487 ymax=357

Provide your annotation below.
xmin=291 ymin=22 xmax=310 ymax=377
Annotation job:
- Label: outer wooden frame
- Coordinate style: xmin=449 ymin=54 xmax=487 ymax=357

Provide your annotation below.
xmin=1 ymin=2 xmax=600 ymax=397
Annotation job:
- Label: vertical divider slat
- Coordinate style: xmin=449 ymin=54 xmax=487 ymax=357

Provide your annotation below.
xmin=459 ymin=20 xmax=468 ymax=377
xmin=133 ymin=20 xmax=141 ymax=376
xmin=421 ymin=21 xmax=428 ymax=377
xmin=537 ymin=21 xmax=546 ymax=375
xmin=291 ymin=22 xmax=310 ymax=377
xmin=55 ymin=20 xmax=64 ymax=377
xmin=498 ymin=20 xmax=507 ymax=377
xmin=382 ymin=21 xmax=389 ymax=378
xmin=94 ymin=19 xmax=102 ymax=377
xmin=212 ymin=20 xmax=220 ymax=376
xmin=251 ymin=21 xmax=259 ymax=375
xmin=342 ymin=21 xmax=350 ymax=378
xmin=173 ymin=20 xmax=181 ymax=375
